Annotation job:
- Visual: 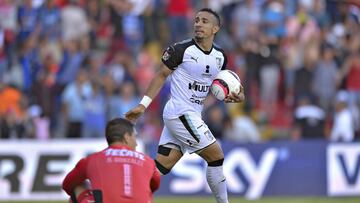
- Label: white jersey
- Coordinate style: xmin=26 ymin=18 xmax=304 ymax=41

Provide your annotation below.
xmin=161 ymin=38 xmax=227 ymax=119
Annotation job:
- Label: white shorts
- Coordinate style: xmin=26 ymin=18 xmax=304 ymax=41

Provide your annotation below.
xmin=159 ymin=113 xmax=217 ymax=154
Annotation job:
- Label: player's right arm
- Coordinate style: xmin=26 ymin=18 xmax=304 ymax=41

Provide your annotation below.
xmin=144 ymin=64 xmax=173 ymax=101
xmin=125 ymin=65 xmax=172 ymax=122
xmin=62 ymin=158 xmax=88 ymax=196
xmin=126 ymin=43 xmax=184 ymax=122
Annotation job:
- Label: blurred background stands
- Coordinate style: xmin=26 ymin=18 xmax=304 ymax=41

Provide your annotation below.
xmin=0 ymin=0 xmax=359 ymax=143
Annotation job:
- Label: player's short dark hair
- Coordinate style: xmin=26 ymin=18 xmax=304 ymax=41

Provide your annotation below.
xmin=105 ymin=118 xmax=134 ymax=145
xmin=199 ymin=8 xmax=221 ymax=27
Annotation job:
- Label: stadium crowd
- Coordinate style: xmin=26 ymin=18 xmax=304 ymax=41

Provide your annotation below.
xmin=0 ymin=0 xmax=359 ymax=142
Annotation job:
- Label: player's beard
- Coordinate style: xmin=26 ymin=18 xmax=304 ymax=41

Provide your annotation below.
xmin=194 ymin=35 xmax=204 ymax=43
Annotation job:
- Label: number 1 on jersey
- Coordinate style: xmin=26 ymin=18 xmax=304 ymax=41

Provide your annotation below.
xmin=123 ymin=164 xmax=133 ymax=197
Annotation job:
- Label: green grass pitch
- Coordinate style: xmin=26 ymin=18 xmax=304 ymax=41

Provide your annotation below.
xmin=2 ymin=197 xmax=360 ymax=203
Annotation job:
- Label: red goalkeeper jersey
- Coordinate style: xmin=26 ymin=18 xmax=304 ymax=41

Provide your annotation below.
xmin=62 ymin=144 xmax=160 ymax=203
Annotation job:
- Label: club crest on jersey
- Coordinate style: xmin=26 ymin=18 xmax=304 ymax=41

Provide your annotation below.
xmin=216 ymin=57 xmax=222 ymax=69
xmin=162 ymin=51 xmax=170 ymax=61
xmin=204 ymin=130 xmax=214 ymax=141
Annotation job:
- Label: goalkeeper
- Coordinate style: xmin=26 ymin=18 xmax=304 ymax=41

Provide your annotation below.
xmin=62 ymin=118 xmax=160 ymax=203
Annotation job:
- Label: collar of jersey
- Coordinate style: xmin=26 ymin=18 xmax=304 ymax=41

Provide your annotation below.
xmin=192 ymin=38 xmax=213 ymax=55
xmin=109 ymin=144 xmax=132 ymax=150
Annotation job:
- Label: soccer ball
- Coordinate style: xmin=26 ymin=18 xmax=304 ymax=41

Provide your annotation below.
xmin=210 ymin=70 xmax=241 ymax=100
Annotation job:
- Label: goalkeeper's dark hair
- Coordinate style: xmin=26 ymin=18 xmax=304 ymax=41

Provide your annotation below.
xmin=199 ymin=8 xmax=221 ymax=27
xmin=105 ymin=118 xmax=134 ymax=145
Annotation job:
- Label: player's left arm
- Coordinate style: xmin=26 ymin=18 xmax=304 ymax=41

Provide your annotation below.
xmin=62 ymin=158 xmax=88 ymax=196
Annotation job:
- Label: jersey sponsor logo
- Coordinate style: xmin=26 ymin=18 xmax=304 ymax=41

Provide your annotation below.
xmin=188 ymin=81 xmax=210 ymax=92
xmin=105 ymin=149 xmax=145 ymax=161
xmin=190 ymin=97 xmax=205 ymax=105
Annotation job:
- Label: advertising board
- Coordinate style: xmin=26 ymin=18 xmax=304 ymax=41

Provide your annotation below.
xmin=0 ymin=140 xmax=359 ymax=200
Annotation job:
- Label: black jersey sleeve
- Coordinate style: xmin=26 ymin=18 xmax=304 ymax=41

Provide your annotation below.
xmin=161 ymin=43 xmax=186 ymax=70
xmin=221 ymin=51 xmax=228 ymax=70
xmin=214 ymin=44 xmax=228 ymax=70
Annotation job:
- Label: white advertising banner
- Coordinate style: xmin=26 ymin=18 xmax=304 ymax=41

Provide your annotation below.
xmin=0 ymin=140 xmax=359 ymax=201
xmin=327 ymin=143 xmax=360 ymax=196
xmin=0 ymin=139 xmax=144 ymax=201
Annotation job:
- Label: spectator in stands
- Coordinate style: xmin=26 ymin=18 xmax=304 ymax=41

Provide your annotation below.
xmin=19 ymin=35 xmax=41 ymax=93
xmin=57 ymin=39 xmax=85 ymax=86
xmin=39 ymin=0 xmax=61 ymax=41
xmin=61 ymin=69 xmax=92 ymax=138
xmin=241 ymin=36 xmax=261 ymax=110
xmin=339 ymin=35 xmax=360 ymax=134
xmin=85 ymin=0 xmax=102 ymax=49
xmin=224 ymin=106 xmax=261 ymax=143
xmin=0 ymin=40 xmax=6 ymax=80
xmin=282 ymin=35 xmax=303 ymax=106
xmin=107 ymin=80 xmax=138 ymax=121
xmin=310 ymin=0 xmax=330 ymax=28
xmin=117 ymin=80 xmax=139 ymax=117
xmin=293 ymin=53 xmax=316 ymax=105
xmin=291 ymin=95 xmax=326 ymax=140
xmin=134 ymin=49 xmax=157 ymax=95
xmin=261 ymin=0 xmax=287 ymax=39
xmin=165 ymin=0 xmax=191 ymax=43
xmin=17 ymin=0 xmax=40 ymax=46
xmin=61 ymin=0 xmax=89 ymax=42
xmin=330 ymin=91 xmax=354 ymax=142
xmin=231 ymin=0 xmax=261 ymax=43
xmin=27 ymin=104 xmax=50 ymax=140
xmin=286 ymin=3 xmax=319 ymax=44
xmin=0 ymin=82 xmax=23 ymax=120
xmin=204 ymin=104 xmax=228 ymax=140
xmin=0 ymin=0 xmax=17 ymax=67
xmin=258 ymin=36 xmax=281 ymax=120
xmin=139 ymin=111 xmax=163 ymax=144
xmin=32 ymin=53 xmax=59 ymax=134
xmin=313 ymin=45 xmax=339 ymax=112
xmin=0 ymin=82 xmax=28 ymax=138
xmin=0 ymin=0 xmax=359 ymax=140
xmin=107 ymin=51 xmax=134 ymax=86
xmin=121 ymin=0 xmax=150 ymax=59
xmin=83 ymin=80 xmax=106 ymax=138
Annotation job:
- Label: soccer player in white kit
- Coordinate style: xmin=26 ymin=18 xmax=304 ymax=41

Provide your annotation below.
xmin=126 ymin=8 xmax=244 ymax=203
